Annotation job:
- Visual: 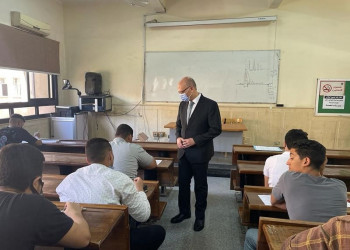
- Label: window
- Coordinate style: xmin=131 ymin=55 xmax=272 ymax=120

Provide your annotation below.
xmin=0 ymin=68 xmax=58 ymax=122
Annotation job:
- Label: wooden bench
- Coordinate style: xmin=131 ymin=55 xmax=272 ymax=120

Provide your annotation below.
xmin=35 ymin=202 xmax=130 ymax=250
xmin=231 ymin=160 xmax=350 ymax=191
xmin=43 ymin=152 xmax=177 ymax=187
xmin=232 ymin=144 xmax=350 ymax=166
xmin=257 ymin=217 xmax=322 ymax=250
xmin=42 ymin=174 xmax=166 ymax=220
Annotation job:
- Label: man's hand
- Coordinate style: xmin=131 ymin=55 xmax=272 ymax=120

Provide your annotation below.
xmin=181 ymin=138 xmax=195 ymax=148
xmin=177 ymin=137 xmax=184 ymax=148
xmin=133 ymin=177 xmax=144 ymax=192
xmin=63 ymin=202 xmax=83 ymax=217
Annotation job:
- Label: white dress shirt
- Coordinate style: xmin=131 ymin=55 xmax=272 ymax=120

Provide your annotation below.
xmin=263 ymin=151 xmax=290 ymax=187
xmin=56 ymin=163 xmax=151 ymax=222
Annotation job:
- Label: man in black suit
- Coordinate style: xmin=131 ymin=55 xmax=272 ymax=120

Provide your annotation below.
xmin=170 ymin=77 xmax=222 ymax=231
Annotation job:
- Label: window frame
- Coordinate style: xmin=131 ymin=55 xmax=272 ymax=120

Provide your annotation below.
xmin=0 ymin=73 xmax=58 ymax=123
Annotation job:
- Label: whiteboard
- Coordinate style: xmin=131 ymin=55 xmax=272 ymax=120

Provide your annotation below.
xmin=144 ymin=50 xmax=280 ymax=103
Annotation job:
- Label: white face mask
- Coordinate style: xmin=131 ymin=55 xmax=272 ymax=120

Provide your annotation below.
xmin=179 ymin=93 xmax=189 ymax=102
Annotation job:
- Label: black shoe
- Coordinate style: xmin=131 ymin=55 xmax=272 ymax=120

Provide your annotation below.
xmin=193 ymin=219 xmax=205 ymax=231
xmin=170 ymin=213 xmax=191 ymax=224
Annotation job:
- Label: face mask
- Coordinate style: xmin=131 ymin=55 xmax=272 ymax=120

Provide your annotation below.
xmin=180 ymin=93 xmax=189 ymax=102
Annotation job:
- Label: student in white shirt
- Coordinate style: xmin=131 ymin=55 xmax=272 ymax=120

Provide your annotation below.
xmin=56 ymin=138 xmax=165 ymax=250
xmin=263 ymin=129 xmax=308 ymax=187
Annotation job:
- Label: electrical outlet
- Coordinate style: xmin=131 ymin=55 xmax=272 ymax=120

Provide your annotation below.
xmin=153 ymin=132 xmax=166 ymax=137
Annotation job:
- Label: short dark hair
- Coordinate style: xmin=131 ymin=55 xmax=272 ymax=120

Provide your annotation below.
xmin=10 ymin=114 xmax=26 ymax=123
xmin=85 ymin=138 xmax=112 ymax=163
xmin=285 ymin=129 xmax=308 ymax=149
xmin=115 ymin=124 xmax=133 ymax=139
xmin=291 ymin=139 xmax=326 ymax=171
xmin=0 ymin=144 xmax=44 ymax=191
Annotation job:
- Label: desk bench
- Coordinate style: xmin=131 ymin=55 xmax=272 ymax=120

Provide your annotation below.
xmin=35 ymin=202 xmax=130 ymax=250
xmin=240 ymin=185 xmax=350 ymax=227
xmin=230 ymin=161 xmax=350 ymax=191
xmin=43 ymin=152 xmax=177 ymax=188
xmin=42 ymin=174 xmax=166 ymax=220
xmin=257 ymin=217 xmax=322 ymax=250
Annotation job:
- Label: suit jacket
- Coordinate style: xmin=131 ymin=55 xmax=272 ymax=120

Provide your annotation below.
xmin=176 ymin=95 xmax=222 ymax=163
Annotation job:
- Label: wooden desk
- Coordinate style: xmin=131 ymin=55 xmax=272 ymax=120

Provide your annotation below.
xmin=42 ymin=174 xmax=166 ymax=220
xmin=230 ymin=161 xmax=350 ymax=191
xmin=232 ymin=145 xmax=350 ymax=166
xmin=36 ymin=202 xmax=130 ymax=250
xmin=134 ymin=141 xmax=178 ymax=163
xmin=240 ymin=185 xmax=350 ymax=227
xmin=257 ymin=217 xmax=321 ymax=250
xmin=43 ymin=152 xmax=176 ymax=187
xmin=164 ymin=122 xmax=247 ymax=153
xmin=41 ymin=140 xmax=87 ymax=153
xmin=42 ymin=139 xmax=180 ymax=164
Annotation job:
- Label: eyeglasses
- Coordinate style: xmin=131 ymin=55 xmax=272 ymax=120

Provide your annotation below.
xmin=178 ymin=86 xmax=190 ymax=94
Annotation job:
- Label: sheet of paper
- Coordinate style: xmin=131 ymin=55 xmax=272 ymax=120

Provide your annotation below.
xmin=253 ymin=146 xmax=283 ymax=152
xmin=258 ymin=195 xmax=272 ymax=206
xmin=41 ymin=139 xmax=59 ymax=144
xmin=347 ymin=202 xmax=350 ymax=208
xmin=156 ymin=160 xmax=162 ymax=165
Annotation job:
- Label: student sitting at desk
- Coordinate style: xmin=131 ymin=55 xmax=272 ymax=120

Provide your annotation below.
xmin=244 ymin=139 xmax=347 ymax=250
xmin=263 ymin=129 xmax=308 ymax=187
xmin=110 ymin=124 xmax=158 ymax=180
xmin=56 ymin=138 xmax=165 ymax=250
xmin=0 ymin=144 xmax=90 ymax=249
xmin=0 ymin=113 xmax=42 ymax=148
xmin=282 ymin=215 xmax=350 ymax=249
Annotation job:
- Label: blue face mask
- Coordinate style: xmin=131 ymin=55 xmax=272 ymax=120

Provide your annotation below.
xmin=180 ymin=93 xmax=189 ymax=102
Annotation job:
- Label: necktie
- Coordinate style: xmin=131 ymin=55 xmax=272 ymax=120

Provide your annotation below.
xmin=187 ymin=101 xmax=194 ymax=123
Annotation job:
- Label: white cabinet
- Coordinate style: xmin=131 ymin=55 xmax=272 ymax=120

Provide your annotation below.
xmin=51 ymin=113 xmax=88 ymax=140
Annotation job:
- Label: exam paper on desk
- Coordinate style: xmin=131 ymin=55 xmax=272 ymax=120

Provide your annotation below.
xmin=156 ymin=160 xmax=163 ymax=165
xmin=258 ymin=194 xmax=272 ymax=206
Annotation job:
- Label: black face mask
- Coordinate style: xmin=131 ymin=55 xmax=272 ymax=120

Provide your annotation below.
xmin=30 ymin=178 xmax=44 ymax=195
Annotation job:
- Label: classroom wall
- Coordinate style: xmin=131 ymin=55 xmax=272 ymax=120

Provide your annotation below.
xmin=2 ymin=0 xmax=350 ymax=149
xmin=61 ymin=0 xmax=350 ymax=149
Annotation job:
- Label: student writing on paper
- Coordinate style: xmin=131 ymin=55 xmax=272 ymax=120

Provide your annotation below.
xmin=0 ymin=114 xmax=42 ymax=148
xmin=244 ymin=139 xmax=347 ymax=250
xmin=263 ymin=129 xmax=308 ymax=187
xmin=110 ymin=124 xmax=157 ymax=180
xmin=56 ymin=138 xmax=165 ymax=250
xmin=0 ymin=144 xmax=90 ymax=249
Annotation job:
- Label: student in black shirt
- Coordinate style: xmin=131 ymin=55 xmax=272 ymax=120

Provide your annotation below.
xmin=0 ymin=143 xmax=91 ymax=249
xmin=0 ymin=113 xmax=42 ymax=148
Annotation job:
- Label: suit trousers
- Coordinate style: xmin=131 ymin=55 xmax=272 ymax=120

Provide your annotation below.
xmin=178 ymin=153 xmax=208 ymax=219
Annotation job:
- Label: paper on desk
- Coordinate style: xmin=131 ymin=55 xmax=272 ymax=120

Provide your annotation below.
xmin=41 ymin=139 xmax=59 ymax=144
xmin=253 ymin=146 xmax=283 ymax=152
xmin=258 ymin=195 xmax=272 ymax=206
xmin=156 ymin=160 xmax=162 ymax=165
xmin=347 ymin=202 xmax=350 ymax=208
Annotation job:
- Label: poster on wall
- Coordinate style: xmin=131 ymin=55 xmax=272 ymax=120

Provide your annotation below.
xmin=315 ymin=79 xmax=350 ymax=116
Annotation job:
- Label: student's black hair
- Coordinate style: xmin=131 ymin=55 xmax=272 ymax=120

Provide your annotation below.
xmin=285 ymin=129 xmax=308 ymax=149
xmin=85 ymin=138 xmax=112 ymax=163
xmin=0 ymin=144 xmax=44 ymax=191
xmin=291 ymin=139 xmax=326 ymax=171
xmin=115 ymin=124 xmax=133 ymax=139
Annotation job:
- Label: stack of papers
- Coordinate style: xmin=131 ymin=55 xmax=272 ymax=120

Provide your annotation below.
xmin=253 ymin=146 xmax=282 ymax=152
